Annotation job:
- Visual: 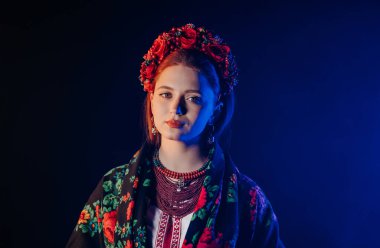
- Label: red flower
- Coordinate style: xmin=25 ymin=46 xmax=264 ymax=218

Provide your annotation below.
xmin=182 ymin=239 xmax=193 ymax=248
xmin=133 ymin=177 xmax=139 ymax=189
xmin=141 ymin=61 xmax=156 ymax=81
xmin=199 ymin=227 xmax=212 ymax=243
xmin=143 ymin=51 xmax=154 ymax=61
xmin=77 ymin=209 xmax=90 ymax=224
xmin=249 ymin=188 xmax=257 ymax=207
xmin=150 ymin=36 xmax=167 ymax=60
xmin=204 ymin=44 xmax=230 ymax=63
xmin=180 ymin=27 xmax=197 ymax=49
xmin=95 ymin=205 xmax=102 ymax=225
xmin=143 ymin=82 xmax=154 ymax=92
xmin=194 ymin=186 xmax=207 ymax=212
xmin=126 ymin=200 xmax=135 ymax=221
xmin=125 ymin=240 xmax=132 ymax=248
xmin=103 ymin=210 xmax=117 ymax=244
xmin=122 ymin=192 xmax=131 ymax=202
xmin=198 ymin=227 xmax=223 ymax=248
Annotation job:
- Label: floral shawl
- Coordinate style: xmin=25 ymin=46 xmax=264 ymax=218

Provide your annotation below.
xmin=66 ymin=143 xmax=284 ymax=248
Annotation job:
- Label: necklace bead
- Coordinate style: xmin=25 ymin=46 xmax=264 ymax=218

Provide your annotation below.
xmin=153 ymin=149 xmax=211 ymax=180
xmin=152 ymin=147 xmax=214 ymax=218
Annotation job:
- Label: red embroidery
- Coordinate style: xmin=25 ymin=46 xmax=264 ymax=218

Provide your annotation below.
xmin=155 ymin=212 xmax=182 ymax=248
xmin=171 ymin=217 xmax=181 ymax=248
xmin=155 ymin=212 xmax=170 ymax=248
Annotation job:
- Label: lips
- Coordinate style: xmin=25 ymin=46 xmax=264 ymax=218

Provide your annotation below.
xmin=165 ymin=119 xmax=184 ymax=128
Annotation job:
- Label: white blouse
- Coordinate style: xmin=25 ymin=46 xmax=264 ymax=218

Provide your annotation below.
xmin=147 ymin=204 xmax=194 ymax=248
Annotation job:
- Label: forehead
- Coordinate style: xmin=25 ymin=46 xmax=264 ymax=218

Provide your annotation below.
xmin=155 ymin=64 xmax=212 ymax=93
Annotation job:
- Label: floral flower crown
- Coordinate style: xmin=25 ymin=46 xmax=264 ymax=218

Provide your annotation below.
xmin=139 ymin=23 xmax=238 ymax=96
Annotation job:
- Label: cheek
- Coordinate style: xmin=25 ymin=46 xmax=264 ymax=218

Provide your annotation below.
xmin=190 ymin=106 xmax=212 ymax=124
xmin=151 ymin=100 xmax=166 ymax=120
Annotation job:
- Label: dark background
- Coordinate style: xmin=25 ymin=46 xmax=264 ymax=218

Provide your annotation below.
xmin=3 ymin=0 xmax=380 ymax=247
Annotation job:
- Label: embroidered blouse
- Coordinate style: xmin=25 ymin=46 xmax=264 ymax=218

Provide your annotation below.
xmin=66 ymin=143 xmax=285 ymax=247
xmin=147 ymin=204 xmax=193 ymax=248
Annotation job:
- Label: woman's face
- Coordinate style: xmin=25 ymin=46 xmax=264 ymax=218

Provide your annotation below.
xmin=150 ymin=64 xmax=217 ymax=144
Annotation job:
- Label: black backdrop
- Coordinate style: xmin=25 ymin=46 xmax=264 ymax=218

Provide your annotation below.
xmin=3 ymin=0 xmax=380 ymax=247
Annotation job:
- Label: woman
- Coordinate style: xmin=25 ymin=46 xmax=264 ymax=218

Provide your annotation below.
xmin=67 ymin=23 xmax=284 ymax=248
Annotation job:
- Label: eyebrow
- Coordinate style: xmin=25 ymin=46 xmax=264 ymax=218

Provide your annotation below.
xmin=156 ymin=85 xmax=201 ymax=94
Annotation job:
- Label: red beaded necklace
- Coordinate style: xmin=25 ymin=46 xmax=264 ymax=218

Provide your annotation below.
xmin=152 ymin=149 xmax=211 ymax=180
xmin=153 ymin=166 xmax=205 ymax=217
xmin=152 ymin=148 xmax=213 ymax=217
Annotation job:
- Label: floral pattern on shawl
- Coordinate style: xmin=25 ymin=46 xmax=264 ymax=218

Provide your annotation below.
xmin=66 ymin=143 xmax=284 ymax=248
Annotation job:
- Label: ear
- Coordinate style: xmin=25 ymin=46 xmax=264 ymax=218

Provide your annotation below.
xmin=149 ymin=92 xmax=155 ymax=114
xmin=215 ymin=101 xmax=223 ymax=112
xmin=209 ymin=101 xmax=223 ymax=124
xmin=149 ymin=92 xmax=154 ymax=101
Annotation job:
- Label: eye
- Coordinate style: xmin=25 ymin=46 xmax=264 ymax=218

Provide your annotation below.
xmin=159 ymin=92 xmax=172 ymax=98
xmin=187 ymin=96 xmax=202 ymax=104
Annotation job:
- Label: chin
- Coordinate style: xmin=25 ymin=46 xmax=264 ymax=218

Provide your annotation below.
xmin=169 ymin=133 xmax=204 ymax=144
xmin=160 ymin=132 xmax=183 ymax=141
xmin=162 ymin=132 xmax=197 ymax=143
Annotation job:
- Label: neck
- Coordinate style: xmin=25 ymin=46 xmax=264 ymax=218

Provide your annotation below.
xmin=158 ymin=138 xmax=209 ymax=173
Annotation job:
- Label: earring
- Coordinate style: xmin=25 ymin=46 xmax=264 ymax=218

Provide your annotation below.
xmin=208 ymin=124 xmax=215 ymax=144
xmin=216 ymin=101 xmax=224 ymax=112
xmin=151 ymin=116 xmax=157 ymax=136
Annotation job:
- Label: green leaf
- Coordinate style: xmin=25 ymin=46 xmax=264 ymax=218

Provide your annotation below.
xmin=227 ymin=188 xmax=237 ymax=203
xmin=102 ymin=180 xmax=113 ymax=192
xmin=129 ymin=175 xmax=136 ymax=183
xmin=192 ymin=231 xmax=200 ymax=244
xmin=113 ymin=199 xmax=118 ymax=209
xmin=209 ymin=185 xmax=219 ymax=192
xmin=116 ymin=179 xmax=122 ymax=192
xmin=117 ymin=240 xmax=124 ymax=248
xmin=206 ymin=217 xmax=214 ymax=228
xmin=126 ymin=223 xmax=132 ymax=235
xmin=81 ymin=225 xmax=89 ymax=233
xmin=191 ymin=213 xmax=197 ymax=221
xmin=102 ymin=194 xmax=112 ymax=205
xmin=203 ymin=176 xmax=211 ymax=186
xmin=197 ymin=208 xmax=206 ymax=220
xmin=143 ymin=179 xmax=151 ymax=187
xmin=92 ymin=200 xmax=100 ymax=208
xmin=208 ymin=185 xmax=219 ymax=198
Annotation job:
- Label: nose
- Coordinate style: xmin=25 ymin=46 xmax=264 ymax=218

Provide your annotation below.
xmin=171 ymin=98 xmax=187 ymax=116
xmin=176 ymin=104 xmax=186 ymax=115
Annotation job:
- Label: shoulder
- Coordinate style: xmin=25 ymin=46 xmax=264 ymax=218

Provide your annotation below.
xmin=223 ymin=151 xmax=272 ymax=212
xmin=102 ymin=164 xmax=129 ymax=182
xmin=236 ymin=171 xmax=275 ymax=218
xmin=102 ymin=148 xmax=142 ymax=180
xmin=97 ymin=147 xmax=143 ymax=194
xmin=236 ymin=171 xmax=258 ymax=189
xmin=68 ymin=148 xmax=143 ymax=243
xmin=236 ymin=171 xmax=263 ymax=201
xmin=235 ymin=171 xmax=284 ymax=246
